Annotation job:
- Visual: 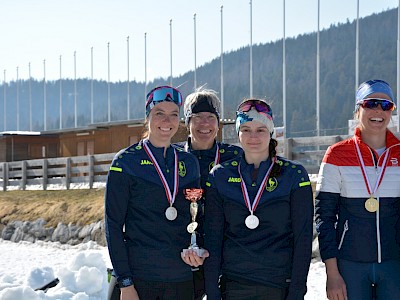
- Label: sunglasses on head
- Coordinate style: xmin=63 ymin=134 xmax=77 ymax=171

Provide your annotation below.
xmin=360 ymin=98 xmax=396 ymax=111
xmin=146 ymin=86 xmax=183 ymax=107
xmin=237 ymin=99 xmax=273 ymax=119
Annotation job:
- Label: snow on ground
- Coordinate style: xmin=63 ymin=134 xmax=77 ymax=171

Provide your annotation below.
xmin=0 ymin=175 xmax=327 ymax=299
xmin=0 ymin=239 xmax=327 ymax=299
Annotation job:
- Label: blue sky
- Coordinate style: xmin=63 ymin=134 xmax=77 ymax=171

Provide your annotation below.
xmin=0 ymin=0 xmax=397 ymax=83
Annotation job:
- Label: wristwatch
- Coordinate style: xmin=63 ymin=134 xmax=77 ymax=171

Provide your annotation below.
xmin=118 ymin=277 xmax=134 ymax=288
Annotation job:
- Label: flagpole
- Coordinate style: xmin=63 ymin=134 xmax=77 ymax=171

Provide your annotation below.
xmin=28 ymin=63 xmax=32 ymax=131
xmin=3 ymin=70 xmax=6 ymax=131
xmin=74 ymin=51 xmax=77 ymax=128
xmin=59 ymin=55 xmax=62 ymax=129
xmin=91 ymin=47 xmax=94 ymax=124
xmin=144 ymin=32 xmax=147 ymax=108
xmin=249 ymin=0 xmax=253 ymax=97
xmin=220 ymin=5 xmax=224 ymax=120
xmin=43 ymin=59 xmax=47 ymax=131
xmin=282 ymin=0 xmax=286 ymax=138
xmin=355 ymin=0 xmax=359 ymax=90
xmin=127 ymin=36 xmax=130 ymax=120
xmin=193 ymin=13 xmax=197 ymax=90
xmin=316 ymin=0 xmax=320 ymax=137
xmin=170 ymin=19 xmax=173 ymax=87
xmin=107 ymin=43 xmax=111 ymax=123
xmin=16 ymin=66 xmax=19 ymax=131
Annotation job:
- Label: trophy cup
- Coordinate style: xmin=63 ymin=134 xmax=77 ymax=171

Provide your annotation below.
xmin=182 ymin=188 xmax=206 ymax=257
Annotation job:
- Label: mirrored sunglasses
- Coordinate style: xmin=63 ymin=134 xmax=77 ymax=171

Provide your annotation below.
xmin=361 ymin=98 xmax=396 ymax=111
xmin=237 ymin=99 xmax=272 ymax=116
xmin=146 ymin=86 xmax=183 ymax=108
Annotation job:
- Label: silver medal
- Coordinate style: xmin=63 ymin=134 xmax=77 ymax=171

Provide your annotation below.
xmin=245 ymin=214 xmax=259 ymax=229
xmin=165 ymin=206 xmax=178 ymax=221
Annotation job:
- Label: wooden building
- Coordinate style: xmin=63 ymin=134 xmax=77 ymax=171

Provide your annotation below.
xmin=0 ymin=120 xmax=226 ymax=162
xmin=0 ymin=131 xmax=59 ymax=162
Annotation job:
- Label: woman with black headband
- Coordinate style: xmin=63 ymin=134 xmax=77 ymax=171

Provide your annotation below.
xmin=105 ymin=85 xmax=201 ymax=300
xmin=315 ymin=79 xmax=400 ymax=300
xmin=203 ymin=98 xmax=313 ymax=300
xmin=179 ymin=88 xmax=242 ymax=300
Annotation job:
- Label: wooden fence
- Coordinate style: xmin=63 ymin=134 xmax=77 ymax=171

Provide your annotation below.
xmin=0 ymin=153 xmax=114 ymax=191
xmin=0 ymin=135 xmax=352 ymax=191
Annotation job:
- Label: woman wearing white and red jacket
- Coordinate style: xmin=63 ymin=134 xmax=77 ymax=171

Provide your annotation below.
xmin=315 ymin=79 xmax=400 ymax=300
xmin=204 ymin=99 xmax=313 ymax=300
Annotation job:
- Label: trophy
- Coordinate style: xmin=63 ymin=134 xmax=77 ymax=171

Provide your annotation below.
xmin=182 ymin=188 xmax=206 ymax=257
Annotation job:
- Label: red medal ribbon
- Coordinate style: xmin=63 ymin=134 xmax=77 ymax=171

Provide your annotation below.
xmin=238 ymin=157 xmax=276 ymax=215
xmin=353 ymin=137 xmax=390 ymax=196
xmin=143 ymin=140 xmax=179 ymax=207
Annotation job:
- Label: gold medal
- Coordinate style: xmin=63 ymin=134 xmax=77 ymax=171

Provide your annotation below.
xmin=365 ymin=196 xmax=379 ymax=212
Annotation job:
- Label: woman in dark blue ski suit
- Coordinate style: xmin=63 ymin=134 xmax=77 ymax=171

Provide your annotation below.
xmin=105 ymin=85 xmax=200 ymax=300
xmin=204 ymin=99 xmax=314 ymax=300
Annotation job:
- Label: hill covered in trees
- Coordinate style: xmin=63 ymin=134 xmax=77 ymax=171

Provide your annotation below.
xmin=1 ymin=8 xmax=397 ymax=137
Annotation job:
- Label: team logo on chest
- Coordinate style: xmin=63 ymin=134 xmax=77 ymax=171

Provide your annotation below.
xmin=265 ymin=177 xmax=278 ymax=192
xmin=179 ymin=161 xmax=186 ymax=177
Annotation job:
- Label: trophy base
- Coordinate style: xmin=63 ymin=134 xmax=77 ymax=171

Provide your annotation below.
xmin=182 ymin=248 xmax=206 ymax=257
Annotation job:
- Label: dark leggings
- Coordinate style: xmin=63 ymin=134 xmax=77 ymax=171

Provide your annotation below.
xmin=107 ymin=276 xmax=194 ymax=300
xmin=338 ymin=259 xmax=400 ymax=300
xmin=221 ymin=277 xmax=288 ymax=300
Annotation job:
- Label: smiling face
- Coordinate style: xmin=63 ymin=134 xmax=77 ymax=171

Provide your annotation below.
xmin=357 ymin=92 xmax=392 ymax=136
xmin=188 ymin=112 xmax=219 ymax=150
xmin=147 ymin=101 xmax=180 ymax=147
xmin=238 ymin=120 xmax=271 ymax=159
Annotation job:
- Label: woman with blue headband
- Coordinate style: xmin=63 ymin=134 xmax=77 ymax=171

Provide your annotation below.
xmin=105 ymin=85 xmax=201 ymax=300
xmin=203 ymin=98 xmax=313 ymax=300
xmin=315 ymin=79 xmax=400 ymax=300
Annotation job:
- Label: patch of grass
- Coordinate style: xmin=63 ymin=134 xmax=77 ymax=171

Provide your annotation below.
xmin=0 ymin=189 xmax=105 ymax=227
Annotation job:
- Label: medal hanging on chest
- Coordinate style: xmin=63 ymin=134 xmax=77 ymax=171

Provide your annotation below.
xmin=354 ymin=138 xmax=390 ymax=213
xmin=143 ymin=140 xmax=179 ymax=221
xmin=238 ymin=157 xmax=276 ymax=229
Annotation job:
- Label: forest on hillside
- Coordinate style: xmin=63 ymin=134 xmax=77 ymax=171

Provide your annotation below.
xmin=0 ymin=8 xmax=397 ymax=137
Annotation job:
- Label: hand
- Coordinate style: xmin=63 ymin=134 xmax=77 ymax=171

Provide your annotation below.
xmin=326 ymin=273 xmax=347 ymax=300
xmin=325 ymin=258 xmax=347 ymax=300
xmin=181 ymin=249 xmax=209 ymax=267
xmin=120 ymin=285 xmax=140 ymax=300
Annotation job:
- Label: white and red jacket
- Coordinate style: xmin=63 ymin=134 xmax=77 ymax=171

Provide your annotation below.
xmin=315 ymin=128 xmax=400 ymax=263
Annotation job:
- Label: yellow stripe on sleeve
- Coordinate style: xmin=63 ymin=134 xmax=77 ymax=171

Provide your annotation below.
xmin=299 ymin=181 xmax=311 ymax=187
xmin=110 ymin=166 xmax=122 ymax=172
